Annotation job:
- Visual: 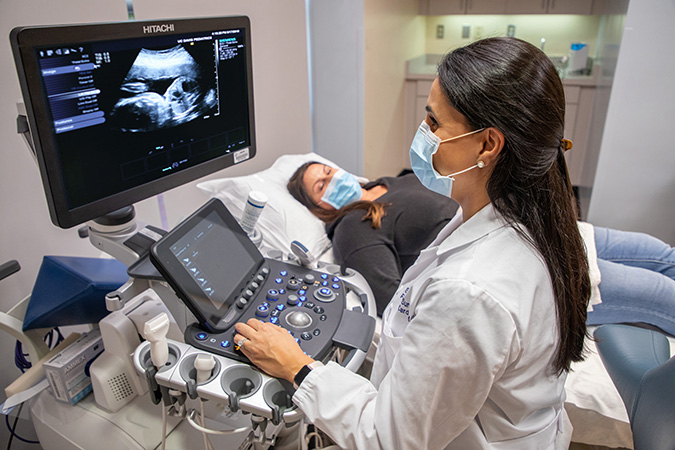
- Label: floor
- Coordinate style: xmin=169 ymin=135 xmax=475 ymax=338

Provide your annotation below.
xmin=570 ymin=444 xmax=629 ymax=450
xmin=1 ymin=421 xmax=630 ymax=450
xmin=1 ymin=401 xmax=630 ymax=450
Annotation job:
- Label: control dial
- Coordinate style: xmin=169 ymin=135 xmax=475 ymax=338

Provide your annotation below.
xmin=313 ymin=287 xmax=336 ymax=302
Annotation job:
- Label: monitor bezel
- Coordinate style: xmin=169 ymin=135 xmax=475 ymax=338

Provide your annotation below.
xmin=10 ymin=16 xmax=256 ymax=229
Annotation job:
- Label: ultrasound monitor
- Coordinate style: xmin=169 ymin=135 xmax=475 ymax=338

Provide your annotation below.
xmin=11 ymin=16 xmax=255 ymax=228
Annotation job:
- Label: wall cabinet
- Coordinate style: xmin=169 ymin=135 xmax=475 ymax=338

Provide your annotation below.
xmin=420 ymin=0 xmax=594 ymax=15
xmin=563 ymin=84 xmax=595 ymax=187
xmin=404 ymin=79 xmax=434 ymax=156
xmin=506 ymin=0 xmax=593 ymax=14
xmin=420 ymin=0 xmax=507 ymax=15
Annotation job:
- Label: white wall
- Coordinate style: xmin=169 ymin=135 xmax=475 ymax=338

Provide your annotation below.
xmin=0 ymin=0 xmax=129 ymax=406
xmin=363 ymin=0 xmax=426 ymax=179
xmin=307 ymin=0 xmax=427 ymax=180
xmin=0 ymin=0 xmax=312 ymax=404
xmin=587 ymin=0 xmax=675 ymax=244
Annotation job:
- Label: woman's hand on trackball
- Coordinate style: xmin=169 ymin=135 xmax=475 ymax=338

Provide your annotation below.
xmin=233 ymin=318 xmax=315 ymax=382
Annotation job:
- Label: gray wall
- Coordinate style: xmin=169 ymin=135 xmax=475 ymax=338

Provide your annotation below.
xmin=0 ymin=0 xmax=312 ymax=405
xmin=307 ymin=0 xmax=365 ymax=175
xmin=587 ymin=0 xmax=675 ymax=244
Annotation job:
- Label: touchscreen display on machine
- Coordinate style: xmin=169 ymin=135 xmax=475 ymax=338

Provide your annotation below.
xmin=151 ymin=198 xmax=264 ymax=330
xmin=169 ymin=210 xmax=259 ymax=310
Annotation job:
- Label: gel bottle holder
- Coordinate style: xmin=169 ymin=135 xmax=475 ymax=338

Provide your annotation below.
xmin=133 ymin=340 xmax=304 ymax=423
xmin=220 ymin=365 xmax=262 ymax=412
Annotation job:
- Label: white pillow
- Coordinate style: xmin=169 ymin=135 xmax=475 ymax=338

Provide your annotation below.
xmin=197 ymin=153 xmax=338 ymax=258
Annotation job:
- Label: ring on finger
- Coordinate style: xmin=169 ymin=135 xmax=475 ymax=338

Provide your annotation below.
xmin=236 ymin=337 xmax=248 ymax=349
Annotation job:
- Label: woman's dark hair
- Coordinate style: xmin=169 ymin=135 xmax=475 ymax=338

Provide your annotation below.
xmin=438 ymin=37 xmax=590 ymax=374
xmin=287 ymin=162 xmax=386 ymax=228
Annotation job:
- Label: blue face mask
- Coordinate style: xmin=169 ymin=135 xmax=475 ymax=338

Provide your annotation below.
xmin=321 ymin=169 xmax=363 ymax=209
xmin=409 ymin=121 xmax=485 ymax=198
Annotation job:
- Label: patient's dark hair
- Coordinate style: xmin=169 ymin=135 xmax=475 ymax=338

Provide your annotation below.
xmin=287 ymin=162 xmax=386 ymax=229
xmin=438 ymin=37 xmax=590 ymax=374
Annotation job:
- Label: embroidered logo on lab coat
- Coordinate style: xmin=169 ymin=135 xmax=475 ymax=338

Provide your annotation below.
xmin=396 ymin=286 xmax=416 ymax=322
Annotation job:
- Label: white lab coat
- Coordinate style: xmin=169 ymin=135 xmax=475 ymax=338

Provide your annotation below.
xmin=293 ymin=204 xmax=572 ymax=449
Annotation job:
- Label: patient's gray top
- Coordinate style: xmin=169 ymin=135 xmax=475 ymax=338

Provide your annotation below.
xmin=326 ymin=172 xmax=459 ymax=315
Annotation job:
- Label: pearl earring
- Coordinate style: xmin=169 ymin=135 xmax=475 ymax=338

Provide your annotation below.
xmin=477 ymin=161 xmax=485 ymax=168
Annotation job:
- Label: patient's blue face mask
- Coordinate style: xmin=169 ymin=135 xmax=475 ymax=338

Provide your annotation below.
xmin=409 ymin=121 xmax=485 ymax=198
xmin=321 ymin=169 xmax=363 ymax=209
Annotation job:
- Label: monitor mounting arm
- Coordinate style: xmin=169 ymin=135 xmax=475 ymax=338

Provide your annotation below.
xmin=16 ymin=101 xmax=37 ymax=165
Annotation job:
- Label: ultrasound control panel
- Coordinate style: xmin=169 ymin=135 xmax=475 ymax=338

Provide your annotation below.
xmin=185 ymin=258 xmax=347 ymax=363
xmin=150 ymin=198 xmax=374 ymax=368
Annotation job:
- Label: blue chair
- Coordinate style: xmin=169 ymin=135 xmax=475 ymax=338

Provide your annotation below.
xmin=594 ymin=324 xmax=675 ymax=450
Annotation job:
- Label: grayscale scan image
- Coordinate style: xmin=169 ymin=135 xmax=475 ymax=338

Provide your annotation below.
xmin=110 ymin=45 xmax=217 ymax=132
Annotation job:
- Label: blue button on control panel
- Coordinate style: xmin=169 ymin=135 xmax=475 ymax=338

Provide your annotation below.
xmin=196 ymin=332 xmax=208 ymax=341
xmin=256 ymin=304 xmax=269 ymax=317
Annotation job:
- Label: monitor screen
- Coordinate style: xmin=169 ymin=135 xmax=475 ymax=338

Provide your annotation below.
xmin=11 ymin=16 xmax=255 ymax=228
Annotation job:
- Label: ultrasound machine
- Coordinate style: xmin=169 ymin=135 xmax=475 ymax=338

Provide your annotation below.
xmin=9 ymin=16 xmax=376 ymax=450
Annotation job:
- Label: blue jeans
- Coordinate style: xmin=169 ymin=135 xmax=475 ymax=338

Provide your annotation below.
xmin=587 ymin=226 xmax=675 ymax=336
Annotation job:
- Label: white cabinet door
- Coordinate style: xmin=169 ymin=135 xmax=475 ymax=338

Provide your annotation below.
xmin=423 ymin=0 xmax=510 ymax=14
xmin=505 ymin=0 xmax=592 ymax=14
xmin=424 ymin=0 xmax=593 ymax=14
xmin=548 ymin=0 xmax=593 ymax=14
xmin=466 ymin=0 xmax=508 ymax=14
xmin=405 ymin=80 xmax=434 ymax=163
xmin=425 ymin=0 xmax=466 ymax=15
xmin=563 ymin=85 xmax=598 ymax=187
xmin=505 ymin=0 xmax=548 ymax=14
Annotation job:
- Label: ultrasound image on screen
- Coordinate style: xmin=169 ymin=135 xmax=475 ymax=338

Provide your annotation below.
xmin=110 ymin=45 xmax=217 ymax=132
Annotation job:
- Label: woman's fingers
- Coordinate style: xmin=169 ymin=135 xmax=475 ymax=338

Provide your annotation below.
xmin=232 ymin=319 xmax=314 ymax=382
xmin=246 ymin=318 xmax=263 ymax=330
xmin=234 ymin=319 xmax=258 ymax=336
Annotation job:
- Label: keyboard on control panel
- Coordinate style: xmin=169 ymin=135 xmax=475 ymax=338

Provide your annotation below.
xmin=185 ymin=258 xmax=346 ymax=364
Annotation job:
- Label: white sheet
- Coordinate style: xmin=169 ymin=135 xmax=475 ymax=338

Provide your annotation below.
xmin=566 ymin=329 xmax=632 ymax=448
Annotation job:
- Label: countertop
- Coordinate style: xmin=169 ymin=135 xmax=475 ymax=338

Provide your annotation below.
xmin=406 ymin=53 xmax=605 ymax=87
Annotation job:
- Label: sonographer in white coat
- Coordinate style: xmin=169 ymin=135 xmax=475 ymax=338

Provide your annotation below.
xmin=234 ymin=37 xmax=591 ymax=449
